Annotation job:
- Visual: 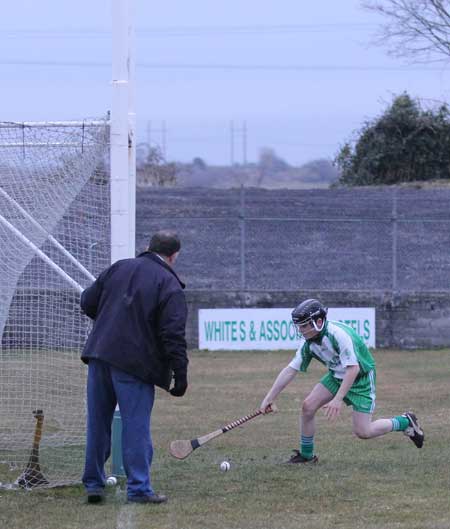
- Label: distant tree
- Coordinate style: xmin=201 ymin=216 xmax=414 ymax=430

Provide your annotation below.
xmin=335 ymin=93 xmax=450 ymax=185
xmin=258 ymin=148 xmax=289 ymax=171
xmin=256 ymin=147 xmax=289 ymax=186
xmin=363 ymin=0 xmax=450 ymax=62
xmin=298 ymin=159 xmax=340 ymax=183
xmin=192 ymin=157 xmax=207 ymax=170
xmin=136 ymin=143 xmax=177 ymax=186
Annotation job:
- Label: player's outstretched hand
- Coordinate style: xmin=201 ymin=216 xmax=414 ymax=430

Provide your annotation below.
xmin=323 ymin=398 xmax=342 ymax=421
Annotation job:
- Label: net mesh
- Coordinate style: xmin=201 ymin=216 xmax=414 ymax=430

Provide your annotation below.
xmin=0 ymin=120 xmax=110 ymax=488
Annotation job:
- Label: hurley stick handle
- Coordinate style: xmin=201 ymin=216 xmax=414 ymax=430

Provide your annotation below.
xmin=221 ymin=409 xmax=262 ymax=433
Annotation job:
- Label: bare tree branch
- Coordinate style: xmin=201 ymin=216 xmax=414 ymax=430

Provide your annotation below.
xmin=363 ymin=0 xmax=450 ymax=62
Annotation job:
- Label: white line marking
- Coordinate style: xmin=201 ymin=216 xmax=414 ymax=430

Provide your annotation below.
xmin=117 ymin=505 xmax=136 ymax=529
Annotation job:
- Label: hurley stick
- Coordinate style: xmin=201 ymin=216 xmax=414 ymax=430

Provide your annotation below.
xmin=17 ymin=409 xmax=49 ymax=488
xmin=169 ymin=406 xmax=274 ymax=460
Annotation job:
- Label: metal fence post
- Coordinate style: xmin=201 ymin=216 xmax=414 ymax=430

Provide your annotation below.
xmin=240 ymin=185 xmax=246 ymax=290
xmin=392 ymin=187 xmax=398 ymax=294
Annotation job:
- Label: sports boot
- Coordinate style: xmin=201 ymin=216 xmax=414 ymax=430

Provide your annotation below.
xmin=285 ymin=450 xmax=319 ymax=464
xmin=403 ymin=412 xmax=424 ymax=448
xmin=127 ymin=493 xmax=168 ymax=504
xmin=87 ymin=490 xmax=105 ymax=504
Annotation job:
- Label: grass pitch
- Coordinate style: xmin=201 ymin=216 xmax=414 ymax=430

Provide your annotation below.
xmin=1 ymin=348 xmax=449 ymax=529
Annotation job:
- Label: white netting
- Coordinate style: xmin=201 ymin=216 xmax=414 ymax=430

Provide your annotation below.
xmin=0 ymin=120 xmax=110 ymax=488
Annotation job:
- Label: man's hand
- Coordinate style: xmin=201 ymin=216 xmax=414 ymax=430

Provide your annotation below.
xmin=170 ymin=370 xmax=188 ymax=397
xmin=323 ymin=397 xmax=343 ymax=421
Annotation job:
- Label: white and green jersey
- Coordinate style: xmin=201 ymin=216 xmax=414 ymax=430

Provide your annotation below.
xmin=289 ymin=320 xmax=375 ymax=380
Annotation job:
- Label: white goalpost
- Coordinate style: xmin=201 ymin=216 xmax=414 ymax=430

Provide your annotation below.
xmin=0 ymin=0 xmax=135 ymax=488
xmin=109 ymin=0 xmax=136 ymax=478
xmin=111 ymin=0 xmax=136 ymax=264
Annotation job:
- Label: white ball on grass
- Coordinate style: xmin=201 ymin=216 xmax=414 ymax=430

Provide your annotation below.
xmin=106 ymin=476 xmax=118 ymax=486
xmin=220 ymin=461 xmax=231 ymax=472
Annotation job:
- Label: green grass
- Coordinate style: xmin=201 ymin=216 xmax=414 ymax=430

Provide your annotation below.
xmin=1 ymin=348 xmax=449 ymax=529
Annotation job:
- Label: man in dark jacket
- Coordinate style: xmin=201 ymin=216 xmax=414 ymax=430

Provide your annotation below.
xmin=80 ymin=230 xmax=188 ymax=504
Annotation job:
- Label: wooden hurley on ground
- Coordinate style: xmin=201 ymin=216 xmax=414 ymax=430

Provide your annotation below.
xmin=17 ymin=409 xmax=49 ymax=489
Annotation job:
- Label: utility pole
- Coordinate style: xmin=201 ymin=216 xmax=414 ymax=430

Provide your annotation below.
xmin=161 ymin=120 xmax=167 ymax=159
xmin=147 ymin=121 xmax=152 ymax=148
xmin=242 ymin=120 xmax=247 ymax=165
xmin=230 ymin=120 xmax=247 ymax=166
xmin=230 ymin=120 xmax=235 ymax=166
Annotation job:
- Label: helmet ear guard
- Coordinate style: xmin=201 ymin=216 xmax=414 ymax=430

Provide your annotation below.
xmin=291 ymin=299 xmax=327 ymax=337
xmin=310 ymin=317 xmax=326 ymax=333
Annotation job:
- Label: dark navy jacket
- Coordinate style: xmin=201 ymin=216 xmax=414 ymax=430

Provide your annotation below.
xmin=80 ymin=251 xmax=188 ymax=390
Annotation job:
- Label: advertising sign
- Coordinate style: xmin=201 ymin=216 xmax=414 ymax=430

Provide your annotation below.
xmin=199 ymin=307 xmax=375 ymax=350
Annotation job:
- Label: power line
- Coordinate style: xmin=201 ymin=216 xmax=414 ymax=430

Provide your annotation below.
xmin=150 ymin=135 xmax=338 ymax=147
xmin=138 ymin=62 xmax=449 ymax=72
xmin=0 ymin=59 xmax=447 ymax=72
xmin=0 ymin=23 xmax=379 ymax=39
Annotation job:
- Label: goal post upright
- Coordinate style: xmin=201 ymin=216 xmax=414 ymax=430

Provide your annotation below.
xmin=111 ymin=0 xmax=135 ymax=263
xmin=110 ymin=0 xmax=136 ymax=477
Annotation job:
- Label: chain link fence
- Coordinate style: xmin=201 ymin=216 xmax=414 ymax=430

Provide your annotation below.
xmin=136 ymin=186 xmax=450 ymax=294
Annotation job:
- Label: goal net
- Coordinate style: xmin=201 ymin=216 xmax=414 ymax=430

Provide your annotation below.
xmin=0 ymin=119 xmax=110 ymax=488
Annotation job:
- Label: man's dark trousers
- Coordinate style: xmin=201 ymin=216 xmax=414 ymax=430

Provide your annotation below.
xmin=82 ymin=359 xmax=155 ymax=499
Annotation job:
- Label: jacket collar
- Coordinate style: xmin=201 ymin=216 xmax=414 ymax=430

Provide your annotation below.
xmin=137 ymin=251 xmax=186 ymax=289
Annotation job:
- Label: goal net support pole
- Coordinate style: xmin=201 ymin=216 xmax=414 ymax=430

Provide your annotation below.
xmin=0 ymin=213 xmax=84 ymax=294
xmin=0 ymin=187 xmax=95 ymax=284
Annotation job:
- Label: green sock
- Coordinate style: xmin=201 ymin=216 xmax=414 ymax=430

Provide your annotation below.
xmin=300 ymin=435 xmax=314 ymax=459
xmin=391 ymin=415 xmax=409 ymax=431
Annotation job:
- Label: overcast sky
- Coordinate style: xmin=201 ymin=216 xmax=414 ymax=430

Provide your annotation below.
xmin=2 ymin=0 xmax=450 ymax=165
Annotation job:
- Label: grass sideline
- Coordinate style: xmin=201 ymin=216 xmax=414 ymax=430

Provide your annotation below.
xmin=1 ymin=348 xmax=449 ymax=529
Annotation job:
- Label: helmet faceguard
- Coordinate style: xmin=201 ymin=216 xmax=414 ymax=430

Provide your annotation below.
xmin=292 ymin=299 xmax=328 ymax=340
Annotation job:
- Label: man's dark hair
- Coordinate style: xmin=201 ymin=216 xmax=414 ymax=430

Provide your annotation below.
xmin=148 ymin=230 xmax=181 ymax=257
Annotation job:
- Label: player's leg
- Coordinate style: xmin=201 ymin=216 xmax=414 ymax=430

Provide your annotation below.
xmin=346 ymin=368 xmax=385 ymax=438
xmin=302 ymin=381 xmax=335 ymax=436
xmin=352 ymin=411 xmax=393 ymax=438
xmin=287 ymin=380 xmax=334 ymax=464
xmin=82 ymin=359 xmax=117 ymax=502
xmin=348 ymin=369 xmax=395 ymax=438
xmin=352 ymin=410 xmax=424 ymax=447
xmin=349 ymin=370 xmax=424 ymax=446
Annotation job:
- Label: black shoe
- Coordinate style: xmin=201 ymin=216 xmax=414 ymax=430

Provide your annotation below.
xmin=403 ymin=412 xmax=424 ymax=448
xmin=285 ymin=450 xmax=319 ymax=464
xmin=127 ymin=493 xmax=168 ymax=504
xmin=87 ymin=490 xmax=105 ymax=504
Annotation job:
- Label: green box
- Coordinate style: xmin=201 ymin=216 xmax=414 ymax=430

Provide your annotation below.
xmin=111 ymin=408 xmax=125 ymax=477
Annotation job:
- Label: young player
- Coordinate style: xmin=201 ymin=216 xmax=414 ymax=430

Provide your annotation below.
xmin=259 ymin=298 xmax=424 ymax=463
